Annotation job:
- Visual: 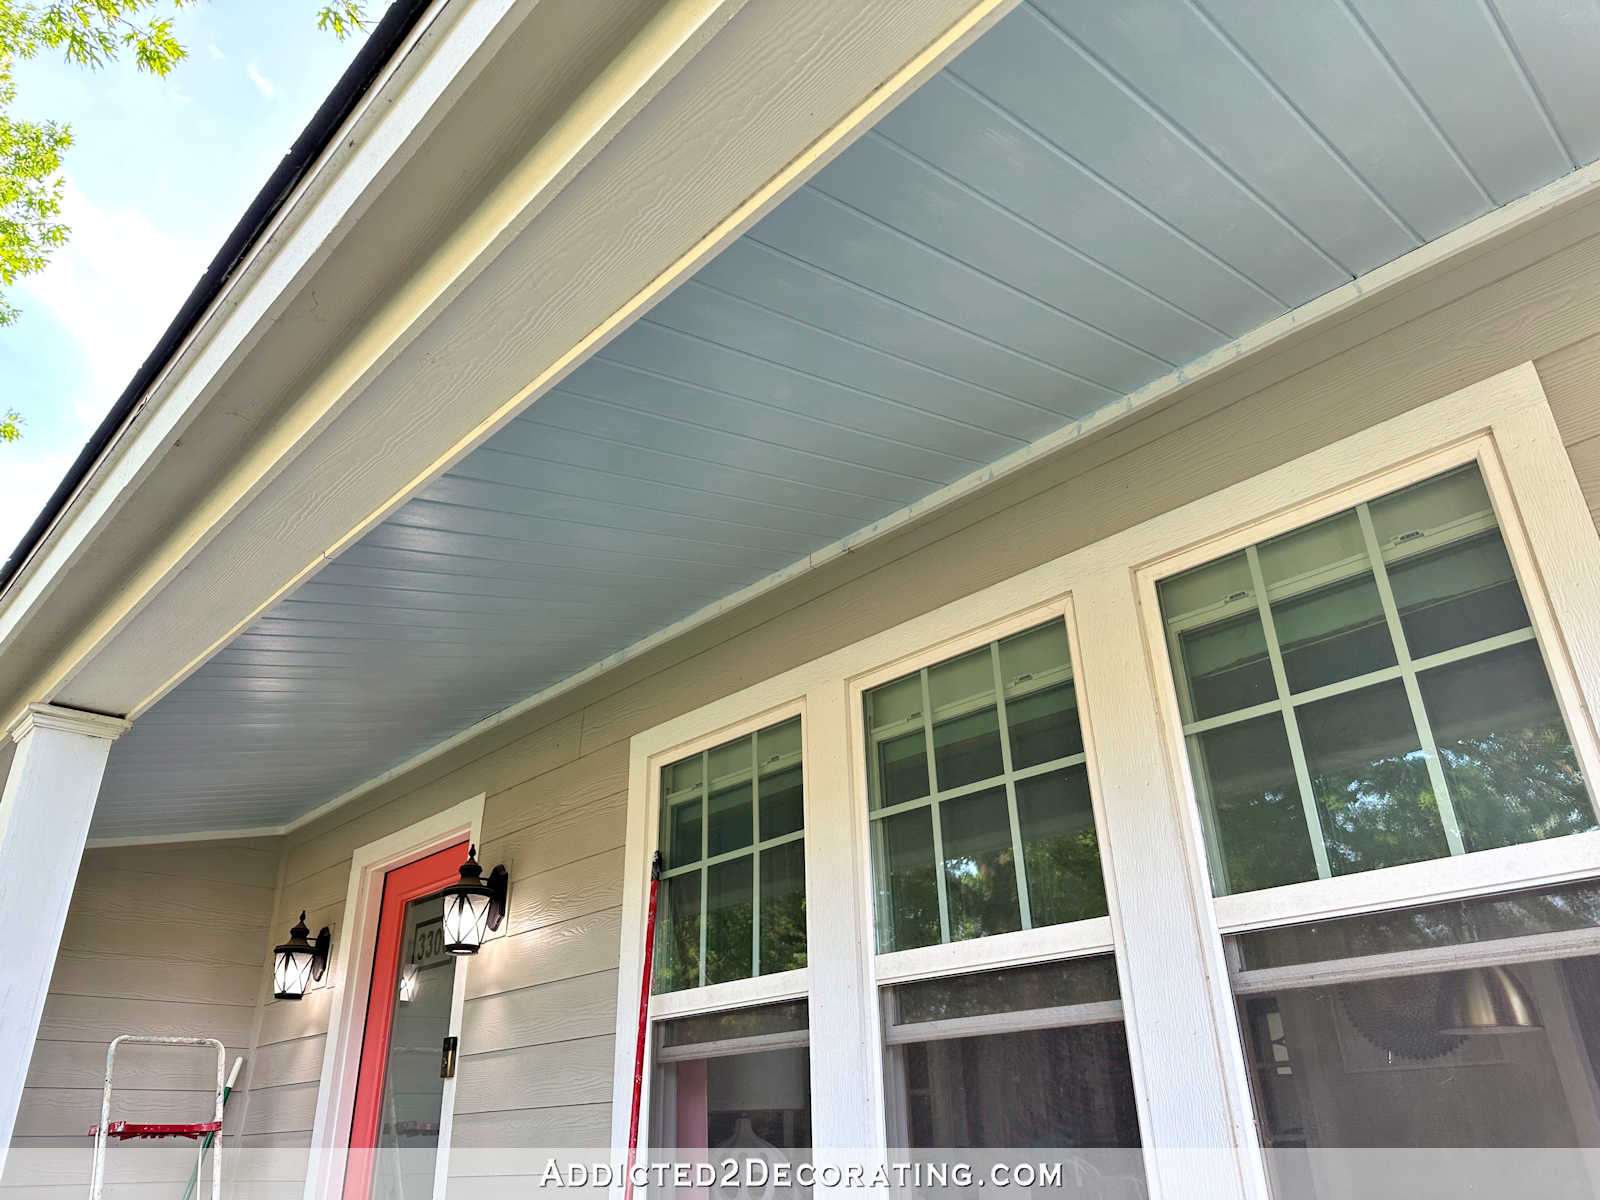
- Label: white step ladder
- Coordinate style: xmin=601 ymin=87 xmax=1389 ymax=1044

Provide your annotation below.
xmin=86 ymin=1035 xmax=233 ymax=1200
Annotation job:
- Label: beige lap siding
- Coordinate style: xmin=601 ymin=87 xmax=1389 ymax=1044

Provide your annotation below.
xmin=1 ymin=838 xmax=277 ymax=1195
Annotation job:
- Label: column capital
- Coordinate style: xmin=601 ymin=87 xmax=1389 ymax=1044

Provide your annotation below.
xmin=8 ymin=703 xmax=131 ymax=745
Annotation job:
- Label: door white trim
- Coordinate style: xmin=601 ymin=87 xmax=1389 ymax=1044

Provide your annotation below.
xmin=302 ymin=793 xmax=485 ymax=1200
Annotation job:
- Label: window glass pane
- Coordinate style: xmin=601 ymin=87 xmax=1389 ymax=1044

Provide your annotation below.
xmin=998 ymin=622 xmax=1082 ymax=768
xmin=656 ymin=875 xmax=701 ymax=993
xmin=898 ymin=1026 xmax=1141 ymax=1151
xmin=885 ymin=959 xmax=1142 ymax=1169
xmin=1161 ymin=552 xmax=1276 ymax=722
xmin=873 ymin=807 xmax=941 ymax=953
xmin=666 ymin=797 xmax=702 ymax=869
xmin=653 ymin=1003 xmax=810 ymax=1195
xmin=706 ymin=739 xmax=753 ymax=857
xmin=758 ymin=718 xmax=804 ymax=839
xmin=892 ymin=957 xmax=1120 ymax=1025
xmin=1387 ymin=531 xmax=1529 ymax=659
xmin=1298 ymin=681 xmax=1449 ymax=874
xmin=1419 ymin=643 xmax=1593 ymax=853
xmin=705 ymin=857 xmax=753 ymax=985
xmin=1237 ymin=948 xmax=1600 ymax=1195
xmin=941 ymin=786 xmax=1021 ymax=941
xmin=1259 ymin=512 xmax=1395 ymax=693
xmin=1188 ymin=715 xmax=1318 ymax=893
xmin=660 ymin=1000 xmax=809 ymax=1048
xmin=760 ymin=841 xmax=807 ymax=975
xmin=1373 ymin=466 xmax=1531 ymax=659
xmin=865 ymin=674 xmax=929 ymax=810
xmin=656 ymin=718 xmax=805 ymax=992
xmin=662 ymin=755 xmax=703 ymax=868
xmin=1235 ymin=881 xmax=1600 ymax=971
xmin=1015 ymin=766 xmax=1107 ymax=926
xmin=928 ymin=648 xmax=1004 ymax=791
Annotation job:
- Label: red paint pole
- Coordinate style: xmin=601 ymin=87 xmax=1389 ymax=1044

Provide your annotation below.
xmin=623 ymin=851 xmax=663 ymax=1200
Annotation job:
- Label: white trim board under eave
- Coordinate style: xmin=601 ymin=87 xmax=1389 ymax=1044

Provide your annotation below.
xmin=92 ymin=155 xmax=1600 ymax=851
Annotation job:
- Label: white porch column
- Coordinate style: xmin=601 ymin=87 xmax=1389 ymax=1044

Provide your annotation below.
xmin=0 ymin=704 xmax=130 ymax=1163
xmin=1071 ymin=575 xmax=1267 ymax=1200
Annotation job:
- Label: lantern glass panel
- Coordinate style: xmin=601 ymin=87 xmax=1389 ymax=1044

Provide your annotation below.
xmin=274 ymin=946 xmax=314 ymax=999
xmin=442 ymin=889 xmax=493 ymax=953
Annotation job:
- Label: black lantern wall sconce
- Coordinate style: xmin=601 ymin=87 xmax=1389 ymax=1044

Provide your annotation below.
xmin=273 ymin=912 xmax=331 ymax=1000
xmin=439 ymin=845 xmax=509 ymax=955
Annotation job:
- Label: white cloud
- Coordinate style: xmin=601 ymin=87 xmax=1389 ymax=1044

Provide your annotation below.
xmin=246 ymin=62 xmax=276 ymax=101
xmin=208 ymin=43 xmax=226 ymax=60
xmin=17 ymin=177 xmax=215 ymax=429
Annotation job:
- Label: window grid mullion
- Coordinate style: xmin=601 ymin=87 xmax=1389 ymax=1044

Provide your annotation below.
xmin=1245 ymin=544 xmax=1333 ymax=880
xmin=990 ymin=641 xmax=1034 ymax=930
xmin=1355 ymin=502 xmax=1467 ymax=857
xmin=919 ymin=667 xmax=953 ymax=944
xmin=865 ymin=751 xmax=1090 ymax=823
xmin=750 ymin=733 xmax=762 ymax=979
xmin=660 ymin=829 xmax=804 ymax=879
xmin=698 ymin=748 xmax=709 ymax=990
xmin=1178 ymin=625 xmax=1540 ymax=740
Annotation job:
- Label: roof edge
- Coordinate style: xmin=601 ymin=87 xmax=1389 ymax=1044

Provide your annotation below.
xmin=0 ymin=0 xmax=439 ymax=597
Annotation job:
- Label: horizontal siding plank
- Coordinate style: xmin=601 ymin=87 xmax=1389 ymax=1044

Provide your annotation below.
xmin=64 ymin=869 xmax=271 ymax=933
xmin=24 ymin=1040 xmax=248 ymax=1091
xmin=238 ymin=1082 xmax=320 ymax=1136
xmin=481 ymin=744 xmax=629 ymax=844
xmin=465 ymin=909 xmax=621 ymax=1002
xmin=447 ymin=1103 xmax=611 ymax=1152
xmin=246 ymin=1034 xmax=327 ymax=1092
xmin=461 ymin=970 xmax=618 ymax=1056
xmin=79 ymin=840 xmax=281 ymax=889
xmin=481 ymin=791 xmax=625 ymax=885
xmin=34 ymin=995 xmax=254 ymax=1048
xmin=452 ymin=1038 xmax=613 ymax=1114
xmin=256 ymin=988 xmax=334 ymax=1050
xmin=502 ymin=849 xmax=623 ymax=936
xmin=1538 ymin=333 xmax=1600 ymax=446
xmin=47 ymin=953 xmax=261 ymax=1008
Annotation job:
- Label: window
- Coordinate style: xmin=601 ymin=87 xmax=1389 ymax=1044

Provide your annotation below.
xmin=882 ymin=957 xmax=1141 ymax=1162
xmin=651 ymin=1000 xmax=812 ymax=1189
xmin=617 ymin=370 xmax=1600 ymax=1198
xmin=1229 ymin=882 xmax=1600 ymax=1198
xmin=656 ymin=717 xmax=806 ymax=991
xmin=1157 ymin=464 xmax=1594 ymax=896
xmin=863 ymin=620 xmax=1105 ymax=951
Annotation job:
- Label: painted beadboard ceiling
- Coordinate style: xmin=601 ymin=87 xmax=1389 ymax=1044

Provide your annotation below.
xmin=96 ymin=0 xmax=1600 ymax=837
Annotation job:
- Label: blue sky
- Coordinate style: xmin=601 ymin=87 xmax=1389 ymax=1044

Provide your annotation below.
xmin=0 ymin=2 xmax=375 ymax=555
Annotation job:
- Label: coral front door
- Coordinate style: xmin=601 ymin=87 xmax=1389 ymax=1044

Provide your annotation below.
xmin=344 ymin=841 xmax=468 ymax=1200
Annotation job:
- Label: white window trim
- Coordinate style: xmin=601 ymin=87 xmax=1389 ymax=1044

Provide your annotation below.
xmin=611 ymin=363 xmax=1600 ymax=1200
xmin=303 ymin=793 xmax=485 ymax=1200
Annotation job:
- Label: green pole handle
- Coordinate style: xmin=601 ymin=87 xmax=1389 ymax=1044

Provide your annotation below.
xmin=181 ymin=1058 xmax=242 ymax=1200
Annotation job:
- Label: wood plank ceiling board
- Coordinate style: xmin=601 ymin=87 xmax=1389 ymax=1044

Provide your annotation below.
xmin=90 ymin=0 xmax=1600 ymax=838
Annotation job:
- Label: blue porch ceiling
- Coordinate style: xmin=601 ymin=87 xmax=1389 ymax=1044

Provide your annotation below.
xmin=96 ymin=0 xmax=1600 ymax=837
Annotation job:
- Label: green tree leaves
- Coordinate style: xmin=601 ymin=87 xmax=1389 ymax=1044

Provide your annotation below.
xmin=0 ymin=1 xmax=369 ymax=442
